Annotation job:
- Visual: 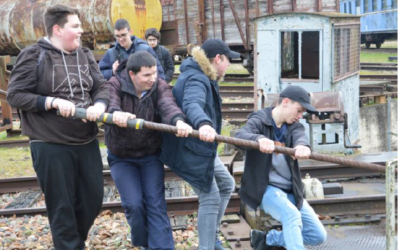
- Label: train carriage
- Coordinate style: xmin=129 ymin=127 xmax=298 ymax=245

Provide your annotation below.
xmin=339 ymin=0 xmax=398 ymax=48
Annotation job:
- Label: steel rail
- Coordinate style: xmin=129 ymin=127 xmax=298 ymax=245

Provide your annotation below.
xmin=0 ymin=194 xmax=241 ymax=217
xmin=68 ymin=108 xmax=386 ymax=173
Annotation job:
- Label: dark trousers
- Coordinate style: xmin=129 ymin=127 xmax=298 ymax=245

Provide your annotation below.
xmin=108 ymin=151 xmax=174 ymax=250
xmin=30 ymin=139 xmax=104 ymax=250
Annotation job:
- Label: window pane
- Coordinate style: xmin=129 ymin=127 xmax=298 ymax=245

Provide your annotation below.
xmin=333 ymin=25 xmax=360 ymax=80
xmin=281 ymin=32 xmax=299 ymax=79
xmin=301 ymin=32 xmax=319 ymax=79
xmin=364 ymin=0 xmax=370 ymax=12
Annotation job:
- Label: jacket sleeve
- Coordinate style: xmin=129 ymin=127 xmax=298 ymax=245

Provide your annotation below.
xmin=291 ymin=123 xmax=310 ymax=148
xmin=235 ymin=112 xmax=270 ymax=142
xmin=156 ymin=79 xmax=186 ymax=125
xmin=84 ymin=48 xmax=110 ymax=107
xmin=106 ymin=77 xmax=123 ymax=114
xmin=182 ymin=77 xmax=212 ymax=129
xmin=163 ymin=47 xmax=175 ymax=83
xmin=99 ymin=49 xmax=114 ymax=81
xmin=7 ymin=45 xmax=47 ymax=112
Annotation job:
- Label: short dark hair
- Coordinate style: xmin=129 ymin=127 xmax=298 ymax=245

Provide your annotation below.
xmin=126 ymin=51 xmax=157 ymax=74
xmin=44 ymin=5 xmax=80 ymax=37
xmin=114 ymin=19 xmax=130 ymax=31
xmin=145 ymin=28 xmax=161 ymax=40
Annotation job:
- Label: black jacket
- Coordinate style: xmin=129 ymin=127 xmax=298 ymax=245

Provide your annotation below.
xmin=153 ymin=45 xmax=174 ymax=83
xmin=235 ymin=107 xmax=310 ymax=210
xmin=7 ymin=38 xmax=109 ymax=144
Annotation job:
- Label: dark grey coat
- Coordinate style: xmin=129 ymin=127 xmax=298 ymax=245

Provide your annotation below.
xmin=153 ymin=45 xmax=174 ymax=83
xmin=235 ymin=107 xmax=310 ymax=210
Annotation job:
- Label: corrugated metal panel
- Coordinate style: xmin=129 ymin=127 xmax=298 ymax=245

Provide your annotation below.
xmin=308 ymin=224 xmax=386 ymax=250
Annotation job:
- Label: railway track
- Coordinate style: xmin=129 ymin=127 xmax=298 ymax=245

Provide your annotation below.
xmin=0 ymin=158 xmax=391 ymax=218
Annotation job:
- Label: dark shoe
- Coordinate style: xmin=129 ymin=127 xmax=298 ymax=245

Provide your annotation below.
xmin=215 ymin=240 xmax=228 ymax=250
xmin=250 ymin=229 xmax=270 ymax=250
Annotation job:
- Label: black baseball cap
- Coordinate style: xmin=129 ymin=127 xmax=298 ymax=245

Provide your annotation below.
xmin=280 ymin=86 xmax=317 ymax=113
xmin=201 ymin=38 xmax=241 ymax=59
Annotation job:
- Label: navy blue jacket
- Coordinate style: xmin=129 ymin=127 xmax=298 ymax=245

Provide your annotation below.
xmin=160 ymin=48 xmax=222 ymax=192
xmin=99 ymin=36 xmax=165 ymax=80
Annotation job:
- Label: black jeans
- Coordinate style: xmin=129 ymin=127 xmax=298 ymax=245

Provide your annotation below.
xmin=30 ymin=139 xmax=104 ymax=250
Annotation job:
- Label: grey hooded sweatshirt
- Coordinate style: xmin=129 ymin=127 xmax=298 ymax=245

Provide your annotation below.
xmin=7 ymin=38 xmax=110 ymax=144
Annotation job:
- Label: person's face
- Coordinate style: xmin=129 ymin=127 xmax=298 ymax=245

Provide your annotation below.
xmin=114 ymin=28 xmax=131 ymax=48
xmin=146 ymin=35 xmax=158 ymax=48
xmin=214 ymin=54 xmax=230 ymax=78
xmin=57 ymin=15 xmax=83 ymax=52
xmin=282 ymin=99 xmax=306 ymax=124
xmin=129 ymin=66 xmax=158 ymax=92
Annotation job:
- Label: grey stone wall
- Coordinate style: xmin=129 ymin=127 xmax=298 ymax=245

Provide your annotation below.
xmin=359 ymin=100 xmax=398 ymax=153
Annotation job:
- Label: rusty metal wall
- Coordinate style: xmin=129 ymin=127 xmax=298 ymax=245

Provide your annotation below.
xmin=170 ymin=0 xmax=338 ymax=50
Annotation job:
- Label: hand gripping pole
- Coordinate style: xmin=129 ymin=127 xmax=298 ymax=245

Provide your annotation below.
xmin=64 ymin=108 xmax=387 ymax=173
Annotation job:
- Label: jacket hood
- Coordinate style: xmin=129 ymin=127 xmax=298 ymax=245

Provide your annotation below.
xmin=180 ymin=47 xmax=218 ymax=81
xmin=37 ymin=37 xmax=80 ymax=54
xmin=249 ymin=107 xmax=273 ymax=126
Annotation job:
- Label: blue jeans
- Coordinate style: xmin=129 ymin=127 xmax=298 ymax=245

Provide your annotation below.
xmin=260 ymin=185 xmax=327 ymax=250
xmin=191 ymin=156 xmax=236 ymax=250
xmin=108 ymin=152 xmax=174 ymax=250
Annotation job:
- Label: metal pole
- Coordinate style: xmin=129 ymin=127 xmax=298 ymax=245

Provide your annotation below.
xmin=385 ymin=158 xmax=396 ymax=250
xmin=65 ymin=108 xmax=387 ymax=173
xmin=387 ymin=96 xmax=392 ymax=151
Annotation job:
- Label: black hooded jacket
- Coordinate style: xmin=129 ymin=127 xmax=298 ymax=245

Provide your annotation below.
xmin=7 ymin=38 xmax=110 ymax=144
xmin=235 ymin=107 xmax=310 ymax=210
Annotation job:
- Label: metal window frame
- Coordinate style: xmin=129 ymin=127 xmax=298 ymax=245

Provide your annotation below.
xmin=279 ymin=29 xmax=323 ymax=83
xmin=332 ymin=23 xmax=361 ymax=82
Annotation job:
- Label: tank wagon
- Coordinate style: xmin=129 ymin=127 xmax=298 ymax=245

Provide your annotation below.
xmin=339 ymin=0 xmax=398 ymax=48
xmin=0 ymin=0 xmax=162 ymax=56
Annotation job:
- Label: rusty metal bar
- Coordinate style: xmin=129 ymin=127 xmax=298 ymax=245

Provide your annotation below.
xmin=70 ymin=108 xmax=387 ymax=173
xmin=211 ymin=0 xmax=216 ymax=38
xmin=244 ymin=0 xmax=250 ymax=50
xmin=292 ymin=0 xmax=297 ymax=11
xmin=183 ymin=0 xmax=190 ymax=44
xmin=227 ymin=0 xmax=249 ymax=50
xmin=256 ymin=0 xmax=260 ymax=17
xmin=267 ymin=0 xmax=273 ymax=14
xmin=220 ymin=0 xmax=226 ymax=41
xmin=197 ymin=0 xmax=206 ymax=43
xmin=0 ymin=56 xmax=12 ymax=134
xmin=316 ymin=0 xmax=322 ymax=12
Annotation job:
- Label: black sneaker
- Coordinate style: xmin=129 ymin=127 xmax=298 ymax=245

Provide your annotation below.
xmin=250 ymin=229 xmax=270 ymax=250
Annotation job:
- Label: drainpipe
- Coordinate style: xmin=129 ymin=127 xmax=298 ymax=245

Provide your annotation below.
xmin=386 ymin=158 xmax=396 ymax=250
xmin=386 ymin=97 xmax=391 ymax=151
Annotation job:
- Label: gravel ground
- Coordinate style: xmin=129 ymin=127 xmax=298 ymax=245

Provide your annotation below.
xmin=0 ymin=210 xmax=226 ymax=250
